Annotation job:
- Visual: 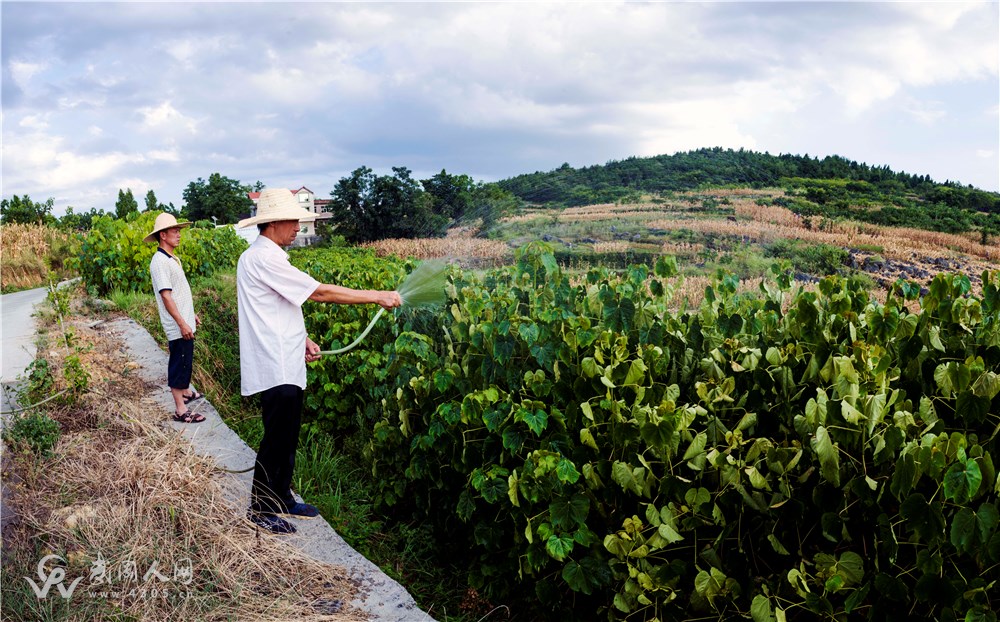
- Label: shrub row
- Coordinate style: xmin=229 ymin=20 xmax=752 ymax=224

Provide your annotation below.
xmin=76 ymin=212 xmax=246 ymax=295
xmin=298 ymin=243 xmax=999 ymax=620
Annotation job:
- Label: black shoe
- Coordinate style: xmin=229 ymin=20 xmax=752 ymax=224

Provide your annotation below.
xmin=277 ymin=502 xmax=320 ymax=519
xmin=246 ymin=511 xmax=296 ymax=534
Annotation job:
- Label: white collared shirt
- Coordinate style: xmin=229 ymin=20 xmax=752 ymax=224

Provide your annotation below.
xmin=236 ymin=236 xmax=320 ymax=396
xmin=150 ymin=248 xmax=195 ymax=342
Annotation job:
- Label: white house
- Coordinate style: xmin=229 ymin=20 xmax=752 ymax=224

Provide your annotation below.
xmin=240 ymin=186 xmax=334 ymax=247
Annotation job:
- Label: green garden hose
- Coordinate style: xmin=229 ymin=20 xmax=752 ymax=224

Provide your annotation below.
xmin=317 ymin=308 xmax=386 ymax=356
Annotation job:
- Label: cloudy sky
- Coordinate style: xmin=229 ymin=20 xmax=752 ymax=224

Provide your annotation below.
xmin=2 ymin=1 xmax=998 ymax=217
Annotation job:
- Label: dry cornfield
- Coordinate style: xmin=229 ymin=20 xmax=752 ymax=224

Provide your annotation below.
xmin=1 ymin=223 xmax=78 ymax=292
xmin=362 ymin=236 xmax=512 ymax=263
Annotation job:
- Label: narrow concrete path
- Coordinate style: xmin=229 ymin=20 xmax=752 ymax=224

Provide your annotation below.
xmin=0 ymin=286 xmax=436 ymax=621
xmin=1 ymin=286 xmax=50 ymax=536
xmin=1 ymin=286 xmax=48 ymax=384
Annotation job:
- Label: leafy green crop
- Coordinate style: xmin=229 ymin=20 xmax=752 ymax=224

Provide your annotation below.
xmin=297 ymin=242 xmax=999 ymax=620
xmin=76 ymin=212 xmax=247 ymax=295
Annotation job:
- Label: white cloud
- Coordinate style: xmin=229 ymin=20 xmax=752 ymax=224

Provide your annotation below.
xmin=622 ymin=99 xmax=759 ymax=158
xmin=902 ymin=98 xmax=947 ymax=125
xmin=138 ymin=101 xmax=198 ymax=134
xmin=110 ymin=178 xmax=152 ymax=197
xmin=432 ymin=83 xmax=581 ymax=130
xmin=58 ymin=93 xmax=107 ymax=109
xmin=3 ymin=129 xmax=144 ymax=196
xmin=977 ymin=149 xmax=995 ymax=158
xmin=148 ymin=148 xmax=180 ymax=162
xmin=19 ymin=114 xmax=49 ymax=130
xmin=8 ymin=59 xmax=46 ymax=88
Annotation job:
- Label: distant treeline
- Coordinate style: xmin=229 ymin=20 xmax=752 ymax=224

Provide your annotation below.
xmin=498 ymin=147 xmax=1000 ymax=218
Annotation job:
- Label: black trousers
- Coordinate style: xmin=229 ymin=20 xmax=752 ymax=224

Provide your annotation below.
xmin=166 ymin=338 xmax=194 ymax=389
xmin=250 ymin=384 xmax=303 ymax=514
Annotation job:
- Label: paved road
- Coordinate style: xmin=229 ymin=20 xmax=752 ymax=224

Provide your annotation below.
xmin=1 ymin=286 xmax=48 ymax=538
xmin=1 ymin=285 xmax=48 ymax=405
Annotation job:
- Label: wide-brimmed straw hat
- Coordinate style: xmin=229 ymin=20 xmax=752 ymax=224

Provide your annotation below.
xmin=237 ymin=188 xmax=317 ymax=229
xmin=144 ymin=213 xmax=192 ymax=243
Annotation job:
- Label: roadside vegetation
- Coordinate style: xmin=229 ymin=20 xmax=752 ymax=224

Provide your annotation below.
xmin=1 ymin=283 xmax=365 ymax=622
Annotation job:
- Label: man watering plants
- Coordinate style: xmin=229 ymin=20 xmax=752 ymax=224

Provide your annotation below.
xmin=236 ymin=188 xmax=401 ymax=535
xmin=145 ymin=213 xmax=206 ymax=424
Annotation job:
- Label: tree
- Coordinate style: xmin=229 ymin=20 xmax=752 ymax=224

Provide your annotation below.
xmin=1 ymin=195 xmax=54 ymax=225
xmin=115 ymin=188 xmax=139 ymax=219
xmin=421 ymin=170 xmax=475 ymax=221
xmin=328 ymin=166 xmax=447 ymax=242
xmin=144 ymin=189 xmax=159 ymax=213
xmin=182 ymin=173 xmax=253 ymax=224
xmin=59 ymin=206 xmax=105 ymax=231
xmin=469 ymin=183 xmax=519 ymax=234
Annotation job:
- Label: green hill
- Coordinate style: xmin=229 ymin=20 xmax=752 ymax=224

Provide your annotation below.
xmin=497 ymin=147 xmax=1000 ymax=235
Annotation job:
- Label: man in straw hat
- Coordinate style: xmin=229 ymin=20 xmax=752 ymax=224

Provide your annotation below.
xmin=237 ymin=188 xmax=401 ymax=534
xmin=145 ymin=212 xmax=206 ymax=424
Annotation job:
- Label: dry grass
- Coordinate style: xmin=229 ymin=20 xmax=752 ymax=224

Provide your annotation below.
xmin=1 ymin=303 xmax=366 ymax=621
xmin=592 ymin=241 xmax=631 ymax=254
xmin=361 ymin=237 xmax=511 ymax=264
xmin=648 ymin=211 xmax=999 ymax=263
xmin=1 ymin=223 xmax=78 ymax=292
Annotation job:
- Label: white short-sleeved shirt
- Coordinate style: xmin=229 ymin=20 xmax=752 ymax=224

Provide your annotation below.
xmin=236 ymin=236 xmax=320 ymax=396
xmin=150 ymin=249 xmax=195 ymax=342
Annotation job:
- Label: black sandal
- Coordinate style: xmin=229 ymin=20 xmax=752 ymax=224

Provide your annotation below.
xmin=173 ymin=411 xmax=206 ymax=423
xmin=183 ymin=390 xmax=204 ymax=404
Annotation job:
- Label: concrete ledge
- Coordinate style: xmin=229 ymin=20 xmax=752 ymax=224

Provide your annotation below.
xmin=106 ymin=317 xmax=435 ymax=622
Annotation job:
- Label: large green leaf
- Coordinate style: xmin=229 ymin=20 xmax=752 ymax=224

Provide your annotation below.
xmin=972 ymin=370 xmax=1000 ymax=400
xmin=518 ymin=322 xmax=540 ymax=346
xmin=555 ymin=458 xmax=581 ymax=484
xmin=517 ymin=406 xmax=549 ymax=436
xmin=546 ymin=532 xmax=575 ymax=561
xmin=951 ymin=507 xmax=978 ymax=553
xmin=956 ymin=390 xmax=991 ymax=424
xmin=934 ymin=361 xmax=972 ymax=396
xmin=624 ymin=358 xmax=647 ymax=386
xmin=751 ymin=594 xmax=772 ymax=622
xmin=943 ymin=457 xmax=982 ymax=504
xmin=890 ymin=453 xmax=916 ymax=500
xmin=811 ymin=426 xmax=841 ymax=487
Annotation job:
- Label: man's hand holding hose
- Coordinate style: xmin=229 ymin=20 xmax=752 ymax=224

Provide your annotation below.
xmin=377 ymin=291 xmax=403 ymax=310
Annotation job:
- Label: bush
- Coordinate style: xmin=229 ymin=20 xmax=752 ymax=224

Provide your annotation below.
xmin=765 ymin=239 xmax=849 ymax=275
xmin=77 ymin=213 xmax=247 ymax=295
xmin=3 ymin=411 xmax=61 ymax=457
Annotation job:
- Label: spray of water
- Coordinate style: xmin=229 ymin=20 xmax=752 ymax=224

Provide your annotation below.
xmin=397 ymin=259 xmax=448 ymax=307
xmin=318 ymin=259 xmax=449 ymax=356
